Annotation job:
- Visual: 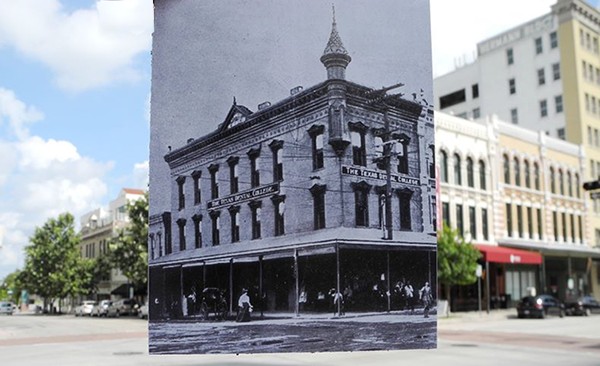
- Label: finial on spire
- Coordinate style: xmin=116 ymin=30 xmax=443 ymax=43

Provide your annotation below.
xmin=320 ymin=4 xmax=351 ymax=80
xmin=332 ymin=4 xmax=336 ymax=24
xmin=233 ymin=96 xmax=237 ymax=105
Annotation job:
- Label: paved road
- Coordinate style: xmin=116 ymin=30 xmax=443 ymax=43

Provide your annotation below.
xmin=1 ymin=311 xmax=600 ymax=365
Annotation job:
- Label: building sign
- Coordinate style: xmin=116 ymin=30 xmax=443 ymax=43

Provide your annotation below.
xmin=342 ymin=165 xmax=419 ymax=186
xmin=478 ymin=14 xmax=554 ymax=55
xmin=207 ymin=183 xmax=280 ymax=210
xmin=509 ymin=254 xmax=521 ymax=264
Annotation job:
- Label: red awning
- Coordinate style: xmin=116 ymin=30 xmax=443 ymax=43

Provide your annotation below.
xmin=475 ymin=244 xmax=542 ymax=265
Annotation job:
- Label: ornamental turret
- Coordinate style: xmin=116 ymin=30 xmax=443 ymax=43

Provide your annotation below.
xmin=320 ymin=6 xmax=352 ymax=80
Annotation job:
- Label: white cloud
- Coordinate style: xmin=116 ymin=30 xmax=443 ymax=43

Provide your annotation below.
xmin=133 ymin=160 xmax=149 ymax=190
xmin=0 ymin=0 xmax=153 ymax=92
xmin=0 ymin=87 xmax=43 ymax=139
xmin=430 ymin=0 xmax=556 ymax=77
xmin=0 ymin=88 xmax=112 ymax=278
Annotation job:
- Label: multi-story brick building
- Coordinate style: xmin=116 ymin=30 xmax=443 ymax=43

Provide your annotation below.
xmin=148 ymin=15 xmax=436 ymax=319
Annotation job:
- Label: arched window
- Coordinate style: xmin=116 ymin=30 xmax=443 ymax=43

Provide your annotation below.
xmin=567 ymin=172 xmax=573 ymax=197
xmin=550 ymin=167 xmax=556 ymax=193
xmin=513 ymin=157 xmax=521 ymax=186
xmin=524 ymin=160 xmax=530 ymax=188
xmin=558 ymin=169 xmax=564 ymax=195
xmin=479 ymin=160 xmax=486 ymax=190
xmin=453 ymin=153 xmax=462 ymax=185
xmin=575 ymin=173 xmax=581 ymax=198
xmin=440 ymin=150 xmax=448 ymax=183
xmin=503 ymin=154 xmax=510 ymax=184
xmin=534 ymin=162 xmax=540 ymax=190
xmin=466 ymin=157 xmax=474 ymax=187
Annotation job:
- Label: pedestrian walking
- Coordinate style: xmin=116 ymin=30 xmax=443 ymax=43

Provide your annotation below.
xmin=236 ymin=288 xmax=253 ymax=322
xmin=419 ymin=281 xmax=433 ymax=318
xmin=404 ymin=280 xmax=415 ymax=314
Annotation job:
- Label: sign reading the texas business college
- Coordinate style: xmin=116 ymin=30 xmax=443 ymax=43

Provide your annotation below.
xmin=207 ymin=182 xmax=280 ymax=210
xmin=342 ymin=165 xmax=419 ymax=186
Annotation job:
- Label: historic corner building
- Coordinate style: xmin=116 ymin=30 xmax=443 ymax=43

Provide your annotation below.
xmin=148 ymin=18 xmax=436 ymax=319
xmin=437 ymin=111 xmax=598 ymax=311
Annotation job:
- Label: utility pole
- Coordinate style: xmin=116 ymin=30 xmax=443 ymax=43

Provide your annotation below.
xmin=366 ymin=83 xmax=404 ymax=241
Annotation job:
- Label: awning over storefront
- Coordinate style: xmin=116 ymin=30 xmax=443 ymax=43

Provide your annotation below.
xmin=475 ymin=244 xmax=542 ymax=265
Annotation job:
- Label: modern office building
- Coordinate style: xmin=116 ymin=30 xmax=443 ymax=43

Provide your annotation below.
xmin=434 ymin=0 xmax=600 ymax=302
xmin=148 ymin=13 xmax=436 ymax=320
xmin=79 ymin=188 xmax=146 ymax=300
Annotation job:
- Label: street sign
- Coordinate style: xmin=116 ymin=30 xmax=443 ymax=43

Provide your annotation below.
xmin=476 ymin=264 xmax=482 ymax=277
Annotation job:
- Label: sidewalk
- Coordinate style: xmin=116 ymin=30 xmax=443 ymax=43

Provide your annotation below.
xmin=438 ymin=308 xmax=515 ymax=323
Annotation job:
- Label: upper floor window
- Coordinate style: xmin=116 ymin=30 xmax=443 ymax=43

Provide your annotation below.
xmin=192 ymin=214 xmax=202 ymax=249
xmin=550 ymin=167 xmax=556 ymax=193
xmin=555 ymin=95 xmax=563 ymax=113
xmin=535 ymin=37 xmax=543 ymax=54
xmin=510 ymin=108 xmax=518 ymax=124
xmin=352 ymin=181 xmax=371 ymax=227
xmin=540 ymin=99 xmax=548 ymax=117
xmin=177 ymin=218 xmax=186 ymax=251
xmin=550 ymin=31 xmax=558 ymax=49
xmin=506 ymin=48 xmax=514 ymax=65
xmin=472 ymin=84 xmax=479 ymax=99
xmin=534 ymin=162 xmax=540 ymax=190
xmin=513 ymin=157 xmax=521 ymax=186
xmin=575 ymin=173 xmax=581 ymax=198
xmin=503 ymin=154 xmax=510 ymax=183
xmin=509 ymin=78 xmax=516 ymax=95
xmin=192 ymin=170 xmax=201 ymax=205
xmin=567 ymin=171 xmax=573 ymax=197
xmin=227 ymin=156 xmax=239 ymax=194
xmin=209 ymin=164 xmax=219 ymax=199
xmin=249 ymin=201 xmax=262 ymax=240
xmin=308 ymin=125 xmax=325 ymax=170
xmin=210 ymin=211 xmax=220 ymax=246
xmin=524 ymin=160 xmax=530 ymax=188
xmin=176 ymin=176 xmax=186 ymax=211
xmin=350 ymin=130 xmax=367 ymax=166
xmin=270 ymin=140 xmax=284 ymax=182
xmin=398 ymin=189 xmax=413 ymax=231
xmin=478 ymin=160 xmax=486 ymax=190
xmin=440 ymin=150 xmax=448 ymax=183
xmin=229 ymin=206 xmax=240 ymax=243
xmin=537 ymin=68 xmax=545 ymax=85
xmin=248 ymin=147 xmax=261 ymax=188
xmin=558 ymin=169 xmax=564 ymax=195
xmin=397 ymin=134 xmax=410 ymax=174
xmin=552 ymin=63 xmax=561 ymax=80
xmin=310 ymin=184 xmax=327 ymax=230
xmin=453 ymin=153 xmax=462 ymax=185
xmin=466 ymin=157 xmax=474 ymax=188
xmin=272 ymin=195 xmax=286 ymax=236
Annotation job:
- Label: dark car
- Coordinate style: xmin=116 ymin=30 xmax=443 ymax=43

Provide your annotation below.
xmin=565 ymin=296 xmax=600 ymax=316
xmin=516 ymin=294 xmax=565 ymax=319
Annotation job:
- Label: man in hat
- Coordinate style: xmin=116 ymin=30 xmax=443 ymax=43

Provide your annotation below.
xmin=236 ymin=288 xmax=253 ymax=322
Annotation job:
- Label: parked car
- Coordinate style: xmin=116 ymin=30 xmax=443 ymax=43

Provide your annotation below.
xmin=0 ymin=301 xmax=14 ymax=315
xmin=91 ymin=300 xmax=112 ymax=317
xmin=113 ymin=298 xmax=138 ymax=316
xmin=565 ymin=295 xmax=600 ymax=316
xmin=74 ymin=301 xmax=96 ymax=317
xmin=517 ymin=294 xmax=565 ymax=319
xmin=105 ymin=302 xmax=121 ymax=317
xmin=138 ymin=301 xmax=148 ymax=319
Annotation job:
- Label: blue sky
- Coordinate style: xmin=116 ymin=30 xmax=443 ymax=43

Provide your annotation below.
xmin=0 ymin=0 xmax=595 ymax=279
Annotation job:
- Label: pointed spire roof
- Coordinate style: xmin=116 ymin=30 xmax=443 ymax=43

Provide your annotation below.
xmin=322 ymin=5 xmax=348 ymax=56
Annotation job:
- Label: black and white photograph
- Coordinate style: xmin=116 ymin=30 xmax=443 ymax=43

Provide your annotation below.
xmin=148 ymin=0 xmax=437 ymax=354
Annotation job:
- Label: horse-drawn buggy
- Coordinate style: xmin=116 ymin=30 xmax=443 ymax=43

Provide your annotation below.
xmin=199 ymin=287 xmax=228 ymax=321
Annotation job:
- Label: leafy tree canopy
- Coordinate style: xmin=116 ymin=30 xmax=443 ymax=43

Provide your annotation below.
xmin=438 ymin=223 xmax=481 ymax=288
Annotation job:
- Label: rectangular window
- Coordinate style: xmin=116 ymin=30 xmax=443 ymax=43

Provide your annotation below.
xmin=228 ymin=158 xmax=239 ymax=194
xmin=177 ymin=219 xmax=186 ymax=251
xmin=509 ymin=78 xmax=516 ymax=94
xmin=442 ymin=202 xmax=450 ymax=226
xmin=270 ymin=141 xmax=284 ymax=182
xmin=583 ymin=61 xmax=588 ymax=79
xmin=211 ymin=213 xmax=220 ymax=246
xmin=177 ymin=177 xmax=185 ymax=211
xmin=590 ymin=64 xmax=595 ymax=81
xmin=469 ymin=206 xmax=476 ymax=240
xmin=230 ymin=209 xmax=240 ymax=243
xmin=557 ymin=128 xmax=565 ymax=140
xmin=506 ymin=48 xmax=514 ymax=65
xmin=274 ymin=199 xmax=285 ymax=236
xmin=472 ymin=84 xmax=479 ymax=99
xmin=210 ymin=165 xmax=219 ymax=199
xmin=517 ymin=205 xmax=523 ymax=238
xmin=439 ymin=89 xmax=466 ymax=109
xmin=594 ymin=37 xmax=599 ymax=53
xmin=570 ymin=214 xmax=576 ymax=243
xmin=578 ymin=216 xmax=583 ymax=243
xmin=351 ymin=131 xmax=367 ymax=166
xmin=562 ymin=212 xmax=567 ymax=242
xmin=250 ymin=203 xmax=261 ymax=239
xmin=312 ymin=133 xmax=324 ymax=170
xmin=555 ymin=95 xmax=563 ymax=113
xmin=540 ymin=99 xmax=548 ymax=117
xmin=588 ymin=126 xmax=593 ymax=145
xmin=586 ymin=32 xmax=591 ymax=49
xmin=553 ymin=211 xmax=558 ymax=241
xmin=550 ymin=31 xmax=558 ymax=49
xmin=192 ymin=171 xmax=201 ymax=205
xmin=193 ymin=216 xmax=202 ymax=249
xmin=552 ymin=63 xmax=560 ymax=80
xmin=510 ymin=108 xmax=518 ymax=124
xmin=354 ymin=189 xmax=369 ymax=227
xmin=527 ymin=207 xmax=533 ymax=239
xmin=595 ymin=128 xmax=599 ymax=146
xmin=506 ymin=203 xmax=513 ymax=237
xmin=535 ymin=37 xmax=543 ymax=54
xmin=456 ymin=204 xmax=464 ymax=237
xmin=537 ymin=208 xmax=543 ymax=240
xmin=596 ymin=68 xmax=600 ymax=84
xmin=472 ymin=107 xmax=480 ymax=119
xmin=397 ymin=140 xmax=409 ymax=174
xmin=399 ymin=191 xmax=412 ymax=231
xmin=586 ymin=93 xmax=591 ymax=112
xmin=250 ymin=154 xmax=260 ymax=188
xmin=482 ymin=208 xmax=489 ymax=240
xmin=594 ymin=96 xmax=598 ymax=114
xmin=313 ymin=189 xmax=326 ymax=230
xmin=537 ymin=68 xmax=545 ymax=85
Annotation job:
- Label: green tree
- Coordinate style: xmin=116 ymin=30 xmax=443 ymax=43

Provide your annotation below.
xmin=18 ymin=213 xmax=86 ymax=313
xmin=0 ymin=270 xmax=22 ymax=304
xmin=110 ymin=193 xmax=148 ymax=291
xmin=438 ymin=223 xmax=481 ymax=311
